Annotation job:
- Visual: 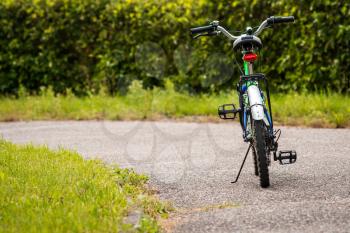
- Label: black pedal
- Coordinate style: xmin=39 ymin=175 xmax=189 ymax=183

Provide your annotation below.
xmin=274 ymin=150 xmax=297 ymax=165
xmin=218 ymin=104 xmax=240 ymax=120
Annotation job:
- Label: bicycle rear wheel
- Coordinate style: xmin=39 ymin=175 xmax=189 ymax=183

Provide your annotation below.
xmin=253 ymin=120 xmax=270 ymax=188
xmin=252 ymin=147 xmax=259 ymax=176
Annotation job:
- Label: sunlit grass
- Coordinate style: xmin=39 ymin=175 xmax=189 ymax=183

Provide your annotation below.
xmin=0 ymin=140 xmax=170 ymax=233
xmin=271 ymin=92 xmax=350 ymax=128
xmin=0 ymin=81 xmax=349 ymax=128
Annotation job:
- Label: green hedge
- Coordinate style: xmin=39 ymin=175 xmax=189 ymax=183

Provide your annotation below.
xmin=0 ymin=0 xmax=349 ymax=95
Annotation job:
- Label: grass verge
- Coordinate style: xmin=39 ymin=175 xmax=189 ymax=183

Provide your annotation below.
xmin=0 ymin=81 xmax=349 ymax=128
xmin=0 ymin=140 xmax=171 ymax=233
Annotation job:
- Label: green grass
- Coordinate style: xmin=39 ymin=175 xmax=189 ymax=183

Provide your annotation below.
xmin=271 ymin=93 xmax=350 ymax=128
xmin=0 ymin=140 xmax=171 ymax=233
xmin=0 ymin=81 xmax=349 ymax=128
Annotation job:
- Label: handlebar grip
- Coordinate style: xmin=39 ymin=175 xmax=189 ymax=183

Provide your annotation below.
xmin=190 ymin=25 xmax=215 ymax=34
xmin=267 ymin=16 xmax=295 ymax=25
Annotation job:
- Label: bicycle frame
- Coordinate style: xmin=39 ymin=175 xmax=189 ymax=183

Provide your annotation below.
xmin=239 ymin=74 xmax=274 ymax=141
xmin=242 ymin=60 xmax=265 ymax=121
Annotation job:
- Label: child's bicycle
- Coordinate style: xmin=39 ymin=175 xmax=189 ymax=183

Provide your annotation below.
xmin=190 ymin=16 xmax=297 ymax=188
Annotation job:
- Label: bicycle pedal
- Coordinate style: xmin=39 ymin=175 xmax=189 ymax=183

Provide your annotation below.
xmin=218 ymin=104 xmax=240 ymax=120
xmin=274 ymin=150 xmax=297 ymax=165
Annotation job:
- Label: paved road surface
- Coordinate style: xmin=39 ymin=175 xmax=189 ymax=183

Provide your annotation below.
xmin=1 ymin=121 xmax=350 ymax=232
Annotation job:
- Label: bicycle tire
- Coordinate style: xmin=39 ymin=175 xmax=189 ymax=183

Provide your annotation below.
xmin=252 ymin=147 xmax=259 ymax=176
xmin=253 ymin=120 xmax=270 ymax=188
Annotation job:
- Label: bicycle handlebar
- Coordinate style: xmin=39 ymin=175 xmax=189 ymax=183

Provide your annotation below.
xmin=267 ymin=16 xmax=295 ymax=25
xmin=254 ymin=16 xmax=294 ymax=36
xmin=190 ymin=16 xmax=295 ymax=41
xmin=190 ymin=25 xmax=215 ymax=34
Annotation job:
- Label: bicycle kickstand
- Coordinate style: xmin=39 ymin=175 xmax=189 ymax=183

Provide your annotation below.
xmin=231 ymin=144 xmax=252 ymax=184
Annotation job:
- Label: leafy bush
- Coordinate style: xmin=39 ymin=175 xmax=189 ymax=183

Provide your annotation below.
xmin=0 ymin=0 xmax=349 ymax=95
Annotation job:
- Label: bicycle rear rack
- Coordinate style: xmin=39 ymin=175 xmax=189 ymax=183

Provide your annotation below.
xmin=239 ymin=73 xmax=274 ymax=129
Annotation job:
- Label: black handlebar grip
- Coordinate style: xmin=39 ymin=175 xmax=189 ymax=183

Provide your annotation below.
xmin=190 ymin=25 xmax=215 ymax=34
xmin=267 ymin=16 xmax=295 ymax=25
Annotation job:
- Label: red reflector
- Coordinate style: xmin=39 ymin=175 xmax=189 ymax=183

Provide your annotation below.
xmin=243 ymin=53 xmax=258 ymax=62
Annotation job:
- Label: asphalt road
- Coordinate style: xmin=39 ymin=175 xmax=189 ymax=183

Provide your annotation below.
xmin=1 ymin=121 xmax=350 ymax=232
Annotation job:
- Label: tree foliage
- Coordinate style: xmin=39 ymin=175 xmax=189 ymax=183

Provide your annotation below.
xmin=0 ymin=0 xmax=349 ymax=95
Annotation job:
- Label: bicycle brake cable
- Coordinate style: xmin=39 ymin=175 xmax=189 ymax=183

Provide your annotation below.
xmin=233 ymin=53 xmax=244 ymax=75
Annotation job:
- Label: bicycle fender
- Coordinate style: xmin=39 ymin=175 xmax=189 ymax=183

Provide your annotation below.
xmin=247 ymin=85 xmax=264 ymax=120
